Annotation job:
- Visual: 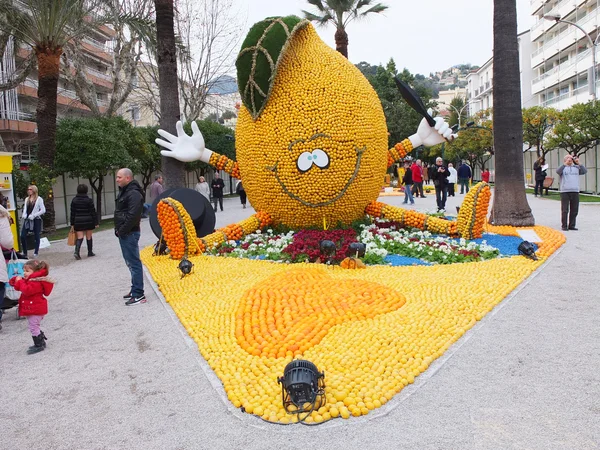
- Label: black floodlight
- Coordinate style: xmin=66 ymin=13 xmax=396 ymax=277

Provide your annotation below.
xmin=278 ymin=360 xmax=325 ymax=421
xmin=153 ymin=239 xmax=168 ymax=256
xmin=178 ymin=257 xmax=194 ymax=278
xmin=347 ymin=242 xmax=366 ymax=258
xmin=319 ymin=239 xmax=336 ymax=256
xmin=518 ymin=241 xmax=538 ymax=260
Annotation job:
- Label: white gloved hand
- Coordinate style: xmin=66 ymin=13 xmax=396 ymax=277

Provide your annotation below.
xmin=155 ymin=121 xmax=213 ymax=163
xmin=408 ymin=109 xmax=457 ymax=148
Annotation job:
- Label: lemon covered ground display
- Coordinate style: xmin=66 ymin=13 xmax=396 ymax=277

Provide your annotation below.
xmin=141 ymin=222 xmax=565 ymax=424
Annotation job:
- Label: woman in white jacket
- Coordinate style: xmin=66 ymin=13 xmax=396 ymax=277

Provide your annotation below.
xmin=0 ymin=205 xmax=15 ymax=329
xmin=446 ymin=162 xmax=458 ymax=197
xmin=20 ymin=185 xmax=45 ymax=258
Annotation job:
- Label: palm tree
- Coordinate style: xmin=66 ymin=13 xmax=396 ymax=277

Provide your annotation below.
xmin=303 ymin=0 xmax=388 ymax=58
xmin=0 ymin=0 xmax=153 ymax=229
xmin=154 ymin=0 xmax=185 ymax=189
xmin=491 ymin=0 xmax=534 ymax=226
xmin=0 ymin=0 xmax=107 ymax=230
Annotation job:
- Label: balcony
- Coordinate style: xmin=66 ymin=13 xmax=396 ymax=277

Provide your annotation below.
xmin=532 ymin=48 xmax=592 ymax=93
xmin=18 ymin=78 xmax=107 ymax=113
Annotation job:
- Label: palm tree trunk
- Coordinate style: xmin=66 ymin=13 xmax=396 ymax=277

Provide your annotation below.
xmin=491 ymin=0 xmax=534 ymax=226
xmin=335 ymin=27 xmax=349 ymax=58
xmin=155 ymin=0 xmax=185 ymax=189
xmin=35 ymin=47 xmax=62 ymax=231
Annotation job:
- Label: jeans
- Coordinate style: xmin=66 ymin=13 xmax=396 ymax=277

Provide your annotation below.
xmin=118 ymin=232 xmax=144 ymax=297
xmin=403 ymin=185 xmax=414 ymax=204
xmin=435 ymin=185 xmax=448 ymax=210
xmin=213 ymin=196 xmax=223 ymax=211
xmin=142 ymin=203 xmax=151 ymax=217
xmin=20 ymin=217 xmax=42 ymax=255
xmin=560 ymin=192 xmax=579 ymax=228
xmin=534 ymin=180 xmax=545 ymax=196
xmin=459 ymin=178 xmax=469 ymax=194
xmin=411 ymin=182 xmax=424 ymax=197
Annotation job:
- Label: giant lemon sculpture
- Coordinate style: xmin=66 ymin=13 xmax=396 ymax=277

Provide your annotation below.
xmin=146 ymin=16 xmax=565 ymax=425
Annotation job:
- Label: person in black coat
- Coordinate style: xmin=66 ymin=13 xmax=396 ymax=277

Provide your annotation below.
xmin=431 ymin=157 xmax=450 ymax=212
xmin=70 ymin=184 xmax=98 ymax=260
xmin=533 ymin=156 xmax=547 ymax=197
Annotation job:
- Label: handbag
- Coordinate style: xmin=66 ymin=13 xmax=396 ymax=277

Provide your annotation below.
xmin=67 ymin=226 xmax=76 ymax=246
xmin=5 ymin=250 xmax=25 ymax=301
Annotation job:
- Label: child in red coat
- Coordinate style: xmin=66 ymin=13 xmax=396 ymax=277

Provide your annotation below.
xmin=9 ymin=260 xmax=54 ymax=354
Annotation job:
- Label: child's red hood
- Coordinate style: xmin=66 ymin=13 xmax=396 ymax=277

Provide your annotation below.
xmin=28 ymin=268 xmax=54 ymax=296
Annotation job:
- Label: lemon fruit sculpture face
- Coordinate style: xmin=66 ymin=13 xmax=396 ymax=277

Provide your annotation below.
xmin=236 ymin=17 xmax=388 ymax=228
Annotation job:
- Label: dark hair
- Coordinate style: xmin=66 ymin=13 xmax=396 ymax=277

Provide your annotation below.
xmin=24 ymin=259 xmax=50 ymax=273
xmin=77 ymin=184 xmax=88 ymax=194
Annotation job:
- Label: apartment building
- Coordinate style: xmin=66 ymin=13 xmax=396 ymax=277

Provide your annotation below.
xmin=0 ymin=9 xmax=116 ymax=162
xmin=467 ymin=31 xmax=535 ymax=116
xmin=530 ymin=0 xmax=599 ymax=109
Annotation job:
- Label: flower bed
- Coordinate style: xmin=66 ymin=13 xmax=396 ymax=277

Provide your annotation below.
xmin=206 ymin=220 xmax=502 ymax=266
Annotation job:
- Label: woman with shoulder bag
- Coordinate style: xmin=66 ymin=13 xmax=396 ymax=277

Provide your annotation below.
xmin=0 ymin=205 xmax=16 ymax=329
xmin=21 ymin=185 xmax=45 ymax=258
xmin=70 ymin=184 xmax=98 ymax=260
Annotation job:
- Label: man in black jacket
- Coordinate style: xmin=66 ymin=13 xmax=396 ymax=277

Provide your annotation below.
xmin=115 ymin=168 xmax=146 ymax=306
xmin=431 ymin=157 xmax=450 ymax=212
xmin=211 ymin=172 xmax=225 ymax=212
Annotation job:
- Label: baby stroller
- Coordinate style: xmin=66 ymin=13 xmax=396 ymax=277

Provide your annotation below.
xmin=0 ymin=248 xmax=28 ymax=326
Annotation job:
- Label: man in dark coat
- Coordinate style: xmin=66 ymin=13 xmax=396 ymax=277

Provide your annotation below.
xmin=115 ymin=168 xmax=146 ymax=306
xmin=211 ymin=172 xmax=225 ymax=212
xmin=457 ymin=162 xmax=472 ymax=194
xmin=431 ymin=157 xmax=450 ymax=212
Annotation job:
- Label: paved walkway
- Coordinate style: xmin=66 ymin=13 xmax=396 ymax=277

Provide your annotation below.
xmin=1 ymin=192 xmax=598 ymax=450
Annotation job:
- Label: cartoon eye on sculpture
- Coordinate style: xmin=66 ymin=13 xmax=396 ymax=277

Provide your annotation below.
xmin=154 ymin=16 xmax=490 ymax=258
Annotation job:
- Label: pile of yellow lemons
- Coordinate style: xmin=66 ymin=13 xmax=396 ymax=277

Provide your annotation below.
xmin=456 ymin=182 xmax=492 ymax=239
xmin=141 ymin=224 xmax=565 ymax=424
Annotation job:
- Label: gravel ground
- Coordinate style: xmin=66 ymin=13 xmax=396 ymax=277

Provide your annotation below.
xmin=0 ymin=192 xmax=598 ymax=450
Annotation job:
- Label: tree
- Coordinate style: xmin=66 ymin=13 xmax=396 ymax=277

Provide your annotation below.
xmin=0 ymin=0 xmax=107 ymax=229
xmin=447 ymin=96 xmax=467 ymax=129
xmin=522 ymin=106 xmax=559 ymax=158
xmin=358 ymin=59 xmax=435 ymax=148
xmin=491 ymin=0 xmax=533 ymax=226
xmin=183 ymin=119 xmax=235 ymax=179
xmin=546 ymin=101 xmax=600 ymax=158
xmin=303 ymin=0 xmax=388 ymax=58
xmin=0 ymin=0 xmax=147 ymax=230
xmin=129 ymin=126 xmax=162 ymax=197
xmin=445 ymin=115 xmax=494 ymax=175
xmin=61 ymin=0 xmax=155 ymax=117
xmin=55 ymin=117 xmax=137 ymax=220
xmin=176 ymin=0 xmax=241 ymax=122
xmin=155 ymin=0 xmax=185 ymax=189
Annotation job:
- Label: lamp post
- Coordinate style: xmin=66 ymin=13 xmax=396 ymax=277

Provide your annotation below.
xmin=543 ymin=14 xmax=597 ymax=102
xmin=438 ymin=101 xmax=470 ymax=128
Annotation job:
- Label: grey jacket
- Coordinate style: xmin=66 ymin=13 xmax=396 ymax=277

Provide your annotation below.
xmin=556 ymin=164 xmax=587 ymax=193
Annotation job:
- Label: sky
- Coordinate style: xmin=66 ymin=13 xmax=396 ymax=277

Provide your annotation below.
xmin=231 ymin=0 xmax=534 ymax=76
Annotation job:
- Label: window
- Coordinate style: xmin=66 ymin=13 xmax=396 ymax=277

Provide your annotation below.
xmin=132 ymin=72 xmax=139 ymax=88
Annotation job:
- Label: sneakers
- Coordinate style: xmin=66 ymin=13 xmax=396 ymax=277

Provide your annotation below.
xmin=125 ymin=295 xmax=146 ymax=306
xmin=123 ymin=292 xmax=132 ymax=299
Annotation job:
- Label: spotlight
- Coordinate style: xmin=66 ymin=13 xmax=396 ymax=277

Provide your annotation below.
xmin=319 ymin=239 xmax=336 ymax=264
xmin=346 ymin=242 xmax=366 ymax=258
xmin=153 ymin=239 xmax=168 ymax=256
xmin=178 ymin=257 xmax=194 ymax=278
xmin=278 ymin=360 xmax=325 ymax=421
xmin=518 ymin=241 xmax=538 ymax=260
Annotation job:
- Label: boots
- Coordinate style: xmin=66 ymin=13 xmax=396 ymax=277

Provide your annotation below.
xmin=39 ymin=330 xmax=48 ymax=347
xmin=87 ymin=238 xmax=95 ymax=257
xmin=27 ymin=334 xmax=45 ymax=354
xmin=74 ymin=238 xmax=83 ymax=260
